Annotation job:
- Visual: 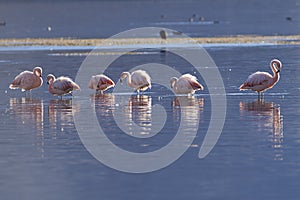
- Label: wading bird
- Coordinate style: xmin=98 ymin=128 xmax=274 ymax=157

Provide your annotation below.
xmin=239 ymin=59 xmax=282 ymax=96
xmin=170 ymin=74 xmax=204 ymax=95
xmin=89 ymin=74 xmax=115 ymax=94
xmin=119 ymin=70 xmax=151 ymax=94
xmin=47 ymin=74 xmax=80 ymax=98
xmin=9 ymin=66 xmax=43 ymax=93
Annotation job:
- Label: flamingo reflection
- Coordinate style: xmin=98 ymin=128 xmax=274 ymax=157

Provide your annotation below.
xmin=48 ymin=99 xmax=80 ymax=132
xmin=9 ymin=97 xmax=44 ymax=131
xmin=9 ymin=97 xmax=44 ymax=156
xmin=172 ymin=96 xmax=204 ymax=119
xmin=113 ymin=95 xmax=162 ymax=138
xmin=172 ymin=96 xmax=204 ymax=147
xmin=92 ymin=93 xmax=115 ymax=112
xmin=128 ymin=95 xmax=152 ymax=126
xmin=239 ymin=99 xmax=283 ymax=160
xmin=127 ymin=95 xmax=153 ymax=136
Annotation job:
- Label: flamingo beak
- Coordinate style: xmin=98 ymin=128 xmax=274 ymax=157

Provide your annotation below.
xmin=47 ymin=81 xmax=49 ymax=85
xmin=119 ymin=78 xmax=123 ymax=83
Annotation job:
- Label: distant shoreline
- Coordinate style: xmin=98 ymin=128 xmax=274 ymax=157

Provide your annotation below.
xmin=0 ymin=35 xmax=300 ymax=47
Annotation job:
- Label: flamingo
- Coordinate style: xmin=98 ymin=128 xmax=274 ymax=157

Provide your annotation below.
xmin=239 ymin=59 xmax=282 ymax=96
xmin=170 ymin=74 xmax=204 ymax=95
xmin=9 ymin=66 xmax=43 ymax=92
xmin=89 ymin=74 xmax=115 ymax=94
xmin=47 ymin=74 xmax=80 ymax=98
xmin=120 ymin=70 xmax=151 ymax=93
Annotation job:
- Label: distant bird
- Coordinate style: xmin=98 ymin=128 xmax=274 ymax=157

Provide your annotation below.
xmin=199 ymin=16 xmax=205 ymax=21
xmin=160 ymin=30 xmax=167 ymax=39
xmin=9 ymin=66 xmax=43 ymax=92
xmin=286 ymin=17 xmax=292 ymax=21
xmin=170 ymin=74 xmax=204 ymax=95
xmin=47 ymin=74 xmax=80 ymax=98
xmin=239 ymin=59 xmax=282 ymax=96
xmin=0 ymin=20 xmax=5 ymax=26
xmin=120 ymin=70 xmax=151 ymax=93
xmin=89 ymin=74 xmax=115 ymax=94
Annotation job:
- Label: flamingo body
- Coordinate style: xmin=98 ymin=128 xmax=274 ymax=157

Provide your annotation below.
xmin=170 ymin=74 xmax=204 ymax=95
xmin=120 ymin=70 xmax=151 ymax=93
xmin=9 ymin=66 xmax=43 ymax=92
xmin=47 ymin=74 xmax=80 ymax=96
xmin=89 ymin=74 xmax=115 ymax=93
xmin=239 ymin=59 xmax=282 ymax=94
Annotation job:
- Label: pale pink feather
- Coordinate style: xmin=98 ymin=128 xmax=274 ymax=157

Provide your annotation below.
xmin=9 ymin=67 xmax=43 ymax=92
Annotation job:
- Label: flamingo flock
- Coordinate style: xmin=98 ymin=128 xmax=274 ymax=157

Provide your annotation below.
xmin=8 ymin=58 xmax=283 ymax=98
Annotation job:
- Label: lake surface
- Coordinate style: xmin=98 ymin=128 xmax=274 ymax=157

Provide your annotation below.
xmin=1 ymin=0 xmax=300 ymax=199
xmin=0 ymin=44 xmax=300 ymax=199
xmin=1 ymin=0 xmax=300 ymax=38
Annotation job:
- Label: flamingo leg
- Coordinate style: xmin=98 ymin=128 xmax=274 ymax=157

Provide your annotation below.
xmin=257 ymin=91 xmax=264 ymax=100
xmin=25 ymin=90 xmax=31 ymax=98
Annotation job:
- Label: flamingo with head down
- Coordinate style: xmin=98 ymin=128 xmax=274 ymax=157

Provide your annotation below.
xmin=47 ymin=74 xmax=80 ymax=98
xmin=89 ymin=74 xmax=115 ymax=94
xmin=170 ymin=74 xmax=204 ymax=95
xmin=119 ymin=70 xmax=151 ymax=94
xmin=239 ymin=59 xmax=282 ymax=96
xmin=9 ymin=66 xmax=43 ymax=92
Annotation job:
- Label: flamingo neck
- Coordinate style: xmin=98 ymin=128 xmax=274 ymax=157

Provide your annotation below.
xmin=34 ymin=69 xmax=40 ymax=77
xmin=48 ymin=80 xmax=53 ymax=89
xmin=48 ymin=78 xmax=55 ymax=90
xmin=125 ymin=72 xmax=133 ymax=87
xmin=170 ymin=77 xmax=178 ymax=88
xmin=271 ymin=65 xmax=280 ymax=84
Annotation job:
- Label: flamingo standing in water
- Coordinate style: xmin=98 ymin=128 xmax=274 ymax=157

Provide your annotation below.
xmin=89 ymin=74 xmax=115 ymax=94
xmin=170 ymin=74 xmax=204 ymax=95
xmin=239 ymin=59 xmax=282 ymax=96
xmin=9 ymin=66 xmax=43 ymax=93
xmin=47 ymin=74 xmax=80 ymax=98
xmin=119 ymin=70 xmax=151 ymax=93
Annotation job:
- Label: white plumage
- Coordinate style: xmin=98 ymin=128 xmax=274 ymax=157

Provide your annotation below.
xmin=120 ymin=70 xmax=151 ymax=93
xmin=89 ymin=74 xmax=115 ymax=94
xmin=170 ymin=74 xmax=204 ymax=95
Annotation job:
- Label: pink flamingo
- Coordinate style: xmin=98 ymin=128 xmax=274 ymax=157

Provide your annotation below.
xmin=170 ymin=74 xmax=204 ymax=95
xmin=47 ymin=74 xmax=80 ymax=98
xmin=9 ymin=66 xmax=43 ymax=92
xmin=239 ymin=59 xmax=282 ymax=96
xmin=89 ymin=74 xmax=115 ymax=94
xmin=120 ymin=70 xmax=151 ymax=93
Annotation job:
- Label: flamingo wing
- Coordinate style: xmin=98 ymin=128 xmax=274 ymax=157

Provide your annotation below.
xmin=99 ymin=76 xmax=115 ymax=86
xmin=131 ymin=71 xmax=151 ymax=89
xmin=97 ymin=75 xmax=115 ymax=90
xmin=53 ymin=77 xmax=80 ymax=92
xmin=9 ymin=71 xmax=31 ymax=88
xmin=9 ymin=71 xmax=42 ymax=91
xmin=240 ymin=72 xmax=272 ymax=89
xmin=181 ymin=74 xmax=203 ymax=90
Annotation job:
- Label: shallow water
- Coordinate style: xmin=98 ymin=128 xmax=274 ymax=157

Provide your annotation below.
xmin=0 ymin=44 xmax=300 ymax=199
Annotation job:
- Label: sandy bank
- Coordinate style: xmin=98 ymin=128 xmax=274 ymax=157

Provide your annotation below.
xmin=0 ymin=35 xmax=299 ymax=47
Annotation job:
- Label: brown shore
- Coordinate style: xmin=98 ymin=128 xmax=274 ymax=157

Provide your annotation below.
xmin=0 ymin=35 xmax=300 ymax=47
